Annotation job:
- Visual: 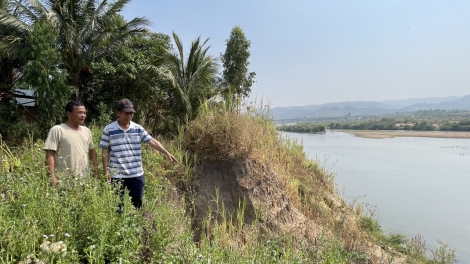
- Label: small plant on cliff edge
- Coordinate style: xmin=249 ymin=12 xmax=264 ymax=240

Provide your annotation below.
xmin=431 ymin=240 xmax=457 ymax=264
xmin=360 ymin=215 xmax=407 ymax=253
xmin=406 ymin=234 xmax=427 ymax=260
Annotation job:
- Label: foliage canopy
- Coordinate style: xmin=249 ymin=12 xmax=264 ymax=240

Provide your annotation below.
xmin=221 ymin=26 xmax=256 ymax=100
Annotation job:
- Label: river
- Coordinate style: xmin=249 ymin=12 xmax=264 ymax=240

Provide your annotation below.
xmin=281 ymin=130 xmax=470 ymax=263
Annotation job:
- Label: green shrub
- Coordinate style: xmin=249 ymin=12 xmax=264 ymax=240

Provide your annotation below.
xmin=0 ymin=104 xmax=38 ymax=144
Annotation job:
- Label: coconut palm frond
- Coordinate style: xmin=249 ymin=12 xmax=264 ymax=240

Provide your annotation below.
xmin=166 ymin=32 xmax=218 ymax=121
xmin=102 ymin=0 xmax=129 ymax=17
xmin=0 ymin=10 xmax=29 ymax=34
xmin=26 ymin=0 xmax=48 ymax=16
xmin=121 ymin=16 xmax=151 ymax=31
xmin=7 ymin=0 xmax=41 ymax=24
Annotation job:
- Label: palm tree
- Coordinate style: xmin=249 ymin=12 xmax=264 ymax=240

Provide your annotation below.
xmin=0 ymin=0 xmax=31 ymax=96
xmin=0 ymin=0 xmax=150 ymax=100
xmin=165 ymin=31 xmax=218 ymax=123
xmin=43 ymin=0 xmax=150 ymax=100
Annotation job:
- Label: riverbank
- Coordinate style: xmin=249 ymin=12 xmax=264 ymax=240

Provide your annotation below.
xmin=289 ymin=130 xmax=468 ymax=262
xmin=334 ymin=129 xmax=470 ymax=139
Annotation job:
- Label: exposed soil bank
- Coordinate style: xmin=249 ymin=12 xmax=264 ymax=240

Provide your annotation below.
xmin=334 ymin=129 xmax=470 ymax=139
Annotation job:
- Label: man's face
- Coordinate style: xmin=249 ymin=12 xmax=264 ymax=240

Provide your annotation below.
xmin=117 ymin=111 xmax=134 ymax=123
xmin=67 ymin=105 xmax=87 ymax=125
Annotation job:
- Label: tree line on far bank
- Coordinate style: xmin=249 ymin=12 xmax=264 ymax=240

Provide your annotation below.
xmin=328 ymin=118 xmax=470 ymax=131
xmin=277 ymin=124 xmax=326 ymax=133
xmin=0 ymin=0 xmax=255 ymax=143
xmin=276 ymin=117 xmax=470 ymax=134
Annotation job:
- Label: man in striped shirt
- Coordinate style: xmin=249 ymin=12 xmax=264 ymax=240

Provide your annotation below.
xmin=99 ymin=98 xmax=178 ymax=208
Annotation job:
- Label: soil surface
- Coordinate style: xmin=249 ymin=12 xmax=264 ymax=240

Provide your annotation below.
xmin=192 ymin=158 xmax=321 ymax=242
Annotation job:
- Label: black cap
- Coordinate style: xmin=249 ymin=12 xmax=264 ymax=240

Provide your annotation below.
xmin=117 ymin=98 xmax=135 ymax=113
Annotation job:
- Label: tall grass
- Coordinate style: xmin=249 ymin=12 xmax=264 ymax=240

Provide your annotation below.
xmin=0 ymin=136 xmax=196 ymax=263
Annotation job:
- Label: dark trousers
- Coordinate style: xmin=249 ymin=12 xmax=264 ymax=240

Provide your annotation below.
xmin=112 ymin=176 xmax=145 ymax=209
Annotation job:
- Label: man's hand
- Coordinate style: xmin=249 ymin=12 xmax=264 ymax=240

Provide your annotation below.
xmin=167 ymin=153 xmax=178 ymax=163
xmin=50 ymin=176 xmax=58 ymax=186
xmin=104 ymin=170 xmax=111 ymax=183
xmin=148 ymin=139 xmax=179 ymax=163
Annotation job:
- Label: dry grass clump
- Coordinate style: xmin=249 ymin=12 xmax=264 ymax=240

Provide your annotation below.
xmin=183 ymin=110 xmax=265 ymax=160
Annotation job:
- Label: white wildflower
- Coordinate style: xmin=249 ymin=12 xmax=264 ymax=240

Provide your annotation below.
xmin=49 ymin=241 xmax=65 ymax=253
xmin=40 ymin=240 xmax=66 ymax=255
xmin=40 ymin=241 xmax=51 ymax=252
xmin=64 ymin=233 xmax=70 ymax=237
xmin=19 ymin=253 xmax=35 ymax=264
xmin=49 ymin=234 xmax=54 ymax=237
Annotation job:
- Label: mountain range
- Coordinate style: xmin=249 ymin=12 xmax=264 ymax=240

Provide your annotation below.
xmin=270 ymin=95 xmax=470 ymax=120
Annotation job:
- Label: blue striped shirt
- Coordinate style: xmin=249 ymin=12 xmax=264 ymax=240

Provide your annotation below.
xmin=99 ymin=121 xmax=153 ymax=178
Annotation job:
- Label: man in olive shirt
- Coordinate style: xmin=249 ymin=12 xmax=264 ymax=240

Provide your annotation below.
xmin=44 ymin=101 xmax=98 ymax=186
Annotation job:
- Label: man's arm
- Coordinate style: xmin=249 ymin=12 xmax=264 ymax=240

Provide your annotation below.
xmin=89 ymin=148 xmax=99 ymax=179
xmin=102 ymin=148 xmax=110 ymax=181
xmin=45 ymin=150 xmax=58 ymax=186
xmin=148 ymin=139 xmax=178 ymax=163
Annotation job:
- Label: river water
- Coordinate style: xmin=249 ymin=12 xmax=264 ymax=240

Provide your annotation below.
xmin=281 ymin=130 xmax=470 ymax=262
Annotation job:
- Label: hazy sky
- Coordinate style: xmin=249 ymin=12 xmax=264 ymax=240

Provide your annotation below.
xmin=121 ymin=1 xmax=470 ymax=107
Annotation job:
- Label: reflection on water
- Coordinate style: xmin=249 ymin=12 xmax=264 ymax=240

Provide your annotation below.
xmin=281 ymin=130 xmax=470 ymax=262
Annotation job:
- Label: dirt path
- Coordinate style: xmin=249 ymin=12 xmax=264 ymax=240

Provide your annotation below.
xmin=334 ymin=129 xmax=470 ymax=139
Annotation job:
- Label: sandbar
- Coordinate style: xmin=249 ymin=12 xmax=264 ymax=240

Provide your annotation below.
xmin=333 ymin=129 xmax=470 ymax=139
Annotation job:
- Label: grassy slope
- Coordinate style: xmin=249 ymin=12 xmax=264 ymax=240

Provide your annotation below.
xmin=0 ymin=108 xmax=456 ymax=263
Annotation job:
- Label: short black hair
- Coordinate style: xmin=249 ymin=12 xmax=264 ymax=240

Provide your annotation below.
xmin=65 ymin=101 xmax=85 ymax=114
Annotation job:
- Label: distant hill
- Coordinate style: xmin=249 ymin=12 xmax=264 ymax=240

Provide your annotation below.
xmin=271 ymin=95 xmax=470 ymax=120
xmin=401 ymin=95 xmax=470 ymax=111
xmin=379 ymin=96 xmax=461 ymax=107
